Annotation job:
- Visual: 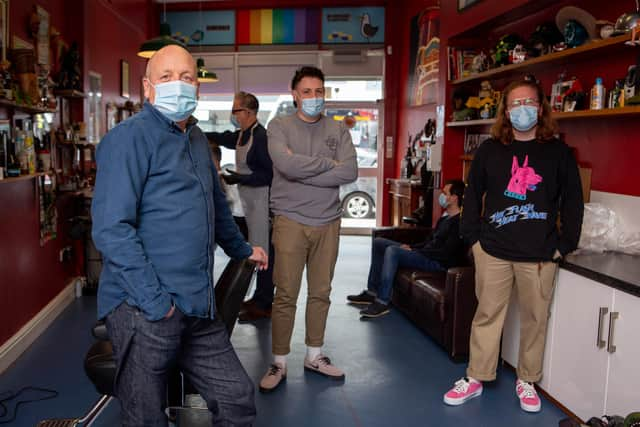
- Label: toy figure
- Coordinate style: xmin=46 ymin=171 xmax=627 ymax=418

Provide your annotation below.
xmin=452 ymin=87 xmax=475 ymax=121
xmin=471 ymin=52 xmax=489 ymax=74
xmin=58 ymin=42 xmax=82 ymax=90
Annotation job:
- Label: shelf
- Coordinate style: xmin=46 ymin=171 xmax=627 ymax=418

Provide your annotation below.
xmin=447 ymin=107 xmax=640 ymax=127
xmin=58 ymin=140 xmax=97 ymax=148
xmin=451 ymin=34 xmax=633 ymax=85
xmin=0 ymin=99 xmax=57 ymax=114
xmin=447 ymin=118 xmax=496 ymax=127
xmin=0 ymin=172 xmax=46 ymax=185
xmin=54 ymin=89 xmax=86 ymax=98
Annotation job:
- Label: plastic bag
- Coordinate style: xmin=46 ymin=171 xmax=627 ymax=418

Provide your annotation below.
xmin=577 ymin=203 xmax=640 ymax=255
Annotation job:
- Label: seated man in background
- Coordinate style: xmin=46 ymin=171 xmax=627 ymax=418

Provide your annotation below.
xmin=347 ymin=179 xmax=466 ymax=318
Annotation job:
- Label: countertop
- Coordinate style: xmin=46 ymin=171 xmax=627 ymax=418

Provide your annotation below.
xmin=561 ymin=252 xmax=640 ymax=298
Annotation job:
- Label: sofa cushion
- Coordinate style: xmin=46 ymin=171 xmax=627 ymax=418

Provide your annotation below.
xmin=413 ymin=275 xmax=446 ymax=305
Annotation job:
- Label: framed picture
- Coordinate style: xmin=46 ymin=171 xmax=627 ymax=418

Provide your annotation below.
xmin=120 ymin=60 xmax=130 ymax=99
xmin=0 ymin=0 xmax=8 ymax=62
xmin=458 ymin=0 xmax=482 ymax=11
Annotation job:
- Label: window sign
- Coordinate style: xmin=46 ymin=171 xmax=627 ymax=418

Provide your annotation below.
xmin=322 ymin=7 xmax=385 ymax=44
xmin=167 ymin=11 xmax=235 ymax=45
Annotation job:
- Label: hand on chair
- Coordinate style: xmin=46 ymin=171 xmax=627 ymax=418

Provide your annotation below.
xmin=249 ymin=246 xmax=268 ymax=270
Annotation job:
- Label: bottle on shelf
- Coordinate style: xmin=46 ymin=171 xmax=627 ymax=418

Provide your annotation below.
xmin=590 ymin=77 xmax=605 ymax=110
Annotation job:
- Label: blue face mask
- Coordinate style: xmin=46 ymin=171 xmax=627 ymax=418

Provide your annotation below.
xmin=230 ymin=114 xmax=240 ymax=129
xmin=438 ymin=193 xmax=449 ymax=208
xmin=509 ymin=105 xmax=538 ymax=132
xmin=152 ymin=80 xmax=198 ymax=122
xmin=301 ymin=97 xmax=324 ymax=118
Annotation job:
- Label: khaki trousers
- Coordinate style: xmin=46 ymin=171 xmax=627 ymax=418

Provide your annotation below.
xmin=271 ymin=215 xmax=340 ymax=355
xmin=467 ymin=243 xmax=558 ymax=383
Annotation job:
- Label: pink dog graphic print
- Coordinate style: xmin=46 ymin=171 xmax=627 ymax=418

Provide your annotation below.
xmin=504 ymin=155 xmax=542 ymax=200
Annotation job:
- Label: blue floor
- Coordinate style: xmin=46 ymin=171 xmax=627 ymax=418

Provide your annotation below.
xmin=0 ymin=236 xmax=567 ymax=426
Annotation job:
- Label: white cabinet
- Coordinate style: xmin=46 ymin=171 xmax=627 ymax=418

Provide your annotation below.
xmin=546 ymin=269 xmax=613 ymax=419
xmin=501 ymin=268 xmax=640 ymax=420
xmin=604 ymin=289 xmax=640 ymax=416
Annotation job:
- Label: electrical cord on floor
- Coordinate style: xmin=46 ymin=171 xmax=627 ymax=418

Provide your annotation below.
xmin=0 ymin=386 xmax=58 ymax=424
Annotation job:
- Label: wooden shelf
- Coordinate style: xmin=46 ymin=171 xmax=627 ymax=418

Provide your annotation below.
xmin=0 ymin=172 xmax=46 ymax=185
xmin=447 ymin=118 xmax=496 ymax=127
xmin=553 ymin=106 xmax=640 ymax=119
xmin=54 ymin=89 xmax=86 ymax=98
xmin=451 ymin=34 xmax=633 ymax=85
xmin=0 ymin=99 xmax=57 ymax=114
xmin=447 ymin=107 xmax=640 ymax=127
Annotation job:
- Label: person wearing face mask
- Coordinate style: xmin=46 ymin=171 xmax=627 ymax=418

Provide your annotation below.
xmin=347 ymin=180 xmax=466 ymax=318
xmin=206 ymin=92 xmax=275 ymax=323
xmin=443 ymin=78 xmax=583 ymax=414
xmin=258 ymin=66 xmax=358 ymax=393
xmin=91 ymin=45 xmax=267 ymax=426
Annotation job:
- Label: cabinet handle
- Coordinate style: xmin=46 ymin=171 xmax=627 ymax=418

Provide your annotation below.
xmin=597 ymin=307 xmax=608 ymax=349
xmin=607 ymin=312 xmax=619 ymax=354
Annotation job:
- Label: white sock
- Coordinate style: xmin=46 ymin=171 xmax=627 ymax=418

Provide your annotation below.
xmin=274 ymin=355 xmax=287 ymax=368
xmin=306 ymin=346 xmax=322 ymax=361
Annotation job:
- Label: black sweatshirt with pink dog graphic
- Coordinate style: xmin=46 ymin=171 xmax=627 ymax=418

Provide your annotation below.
xmin=461 ymin=137 xmax=584 ymax=262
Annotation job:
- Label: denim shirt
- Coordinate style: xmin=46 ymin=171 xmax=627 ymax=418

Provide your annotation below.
xmin=92 ymin=102 xmax=252 ymax=321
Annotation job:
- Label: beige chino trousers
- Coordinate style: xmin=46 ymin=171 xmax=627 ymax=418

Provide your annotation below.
xmin=270 ymin=215 xmax=340 ymax=355
xmin=467 ymin=242 xmax=558 ymax=383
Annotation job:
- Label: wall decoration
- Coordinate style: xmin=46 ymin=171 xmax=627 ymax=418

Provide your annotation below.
xmin=120 ymin=60 xmax=129 ymax=99
xmin=0 ymin=0 xmax=6 ymax=62
xmin=35 ymin=5 xmax=50 ymax=66
xmin=458 ymin=0 xmax=482 ymax=11
xmin=409 ymin=7 xmax=440 ymax=106
xmin=167 ymin=10 xmax=235 ymax=45
xmin=322 ymin=7 xmax=384 ymax=44
xmin=237 ymin=9 xmax=320 ymax=45
xmin=106 ymin=102 xmax=117 ymax=131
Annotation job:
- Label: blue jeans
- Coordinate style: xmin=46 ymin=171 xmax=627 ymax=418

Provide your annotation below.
xmin=366 ymin=237 xmax=445 ymax=304
xmin=106 ymin=303 xmax=255 ymax=427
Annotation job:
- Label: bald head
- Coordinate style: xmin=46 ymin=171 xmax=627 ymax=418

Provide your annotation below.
xmin=143 ymin=45 xmax=199 ymax=103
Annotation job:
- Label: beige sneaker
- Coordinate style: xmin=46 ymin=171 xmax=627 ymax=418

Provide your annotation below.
xmin=259 ymin=363 xmax=286 ymax=393
xmin=303 ymin=355 xmax=345 ymax=380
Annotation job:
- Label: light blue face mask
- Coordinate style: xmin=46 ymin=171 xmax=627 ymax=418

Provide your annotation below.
xmin=509 ymin=105 xmax=538 ymax=132
xmin=438 ymin=193 xmax=448 ymax=208
xmin=230 ymin=114 xmax=240 ymax=129
xmin=301 ymin=97 xmax=324 ymax=118
xmin=152 ymin=80 xmax=198 ymax=122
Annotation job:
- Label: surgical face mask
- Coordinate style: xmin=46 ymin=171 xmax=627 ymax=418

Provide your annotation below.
xmin=151 ymin=80 xmax=197 ymax=122
xmin=230 ymin=114 xmax=240 ymax=129
xmin=301 ymin=97 xmax=324 ymax=118
xmin=509 ymin=105 xmax=538 ymax=132
xmin=438 ymin=193 xmax=449 ymax=208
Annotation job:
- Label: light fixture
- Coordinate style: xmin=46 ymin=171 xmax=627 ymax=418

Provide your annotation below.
xmin=137 ymin=2 xmax=185 ymax=58
xmin=197 ymin=58 xmax=218 ymax=83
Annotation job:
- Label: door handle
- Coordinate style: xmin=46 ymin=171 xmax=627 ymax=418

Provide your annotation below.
xmin=597 ymin=307 xmax=608 ymax=349
xmin=607 ymin=312 xmax=619 ymax=354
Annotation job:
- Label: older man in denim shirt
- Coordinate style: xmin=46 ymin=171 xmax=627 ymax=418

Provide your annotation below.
xmin=92 ymin=45 xmax=267 ymax=426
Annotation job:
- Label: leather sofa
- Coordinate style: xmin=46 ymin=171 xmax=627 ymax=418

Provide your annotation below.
xmin=372 ymin=226 xmax=477 ymax=361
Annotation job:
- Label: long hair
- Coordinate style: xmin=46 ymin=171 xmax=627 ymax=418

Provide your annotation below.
xmin=490 ymin=79 xmax=558 ymax=145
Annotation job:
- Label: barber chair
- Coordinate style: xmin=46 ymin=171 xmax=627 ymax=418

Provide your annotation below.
xmin=37 ymin=258 xmax=256 ymax=427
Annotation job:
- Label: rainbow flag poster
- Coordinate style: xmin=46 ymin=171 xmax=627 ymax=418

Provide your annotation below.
xmin=236 ymin=9 xmax=320 ymax=45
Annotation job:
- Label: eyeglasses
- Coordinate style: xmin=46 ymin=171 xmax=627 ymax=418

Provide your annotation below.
xmin=231 ymin=108 xmax=247 ymax=114
xmin=509 ymin=98 xmax=539 ymax=108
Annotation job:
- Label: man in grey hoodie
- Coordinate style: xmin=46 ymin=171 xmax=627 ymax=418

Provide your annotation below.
xmin=259 ymin=66 xmax=358 ymax=393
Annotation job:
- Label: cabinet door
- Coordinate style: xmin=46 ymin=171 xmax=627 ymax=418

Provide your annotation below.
xmin=547 ymin=270 xmax=614 ymax=420
xmin=605 ymin=289 xmax=640 ymax=416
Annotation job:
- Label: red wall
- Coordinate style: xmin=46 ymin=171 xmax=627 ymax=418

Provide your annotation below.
xmin=0 ymin=0 xmax=151 ymax=348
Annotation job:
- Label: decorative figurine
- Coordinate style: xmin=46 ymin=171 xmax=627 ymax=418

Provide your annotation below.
xmin=451 ymin=87 xmax=475 ymax=121
xmin=58 ymin=42 xmax=82 ymax=91
xmin=471 ymin=52 xmax=489 ymax=74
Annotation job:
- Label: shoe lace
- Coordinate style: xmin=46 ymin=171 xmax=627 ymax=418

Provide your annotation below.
xmin=267 ymin=364 xmax=282 ymax=376
xmin=317 ymin=356 xmax=332 ymax=366
xmin=452 ymin=378 xmax=470 ymax=393
xmin=517 ymin=381 xmax=537 ymax=399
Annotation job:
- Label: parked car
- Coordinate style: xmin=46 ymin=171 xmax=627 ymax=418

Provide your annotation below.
xmin=339 ymin=176 xmax=376 ymax=219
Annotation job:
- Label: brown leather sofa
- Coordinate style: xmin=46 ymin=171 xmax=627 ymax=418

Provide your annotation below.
xmin=372 ymin=226 xmax=477 ymax=361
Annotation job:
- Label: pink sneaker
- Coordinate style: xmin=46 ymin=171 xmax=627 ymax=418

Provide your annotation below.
xmin=443 ymin=377 xmax=483 ymax=406
xmin=516 ymin=379 xmax=541 ymax=412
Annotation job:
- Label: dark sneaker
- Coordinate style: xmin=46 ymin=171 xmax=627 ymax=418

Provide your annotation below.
xmin=347 ymin=291 xmax=375 ymax=305
xmin=360 ymin=301 xmax=390 ymax=318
